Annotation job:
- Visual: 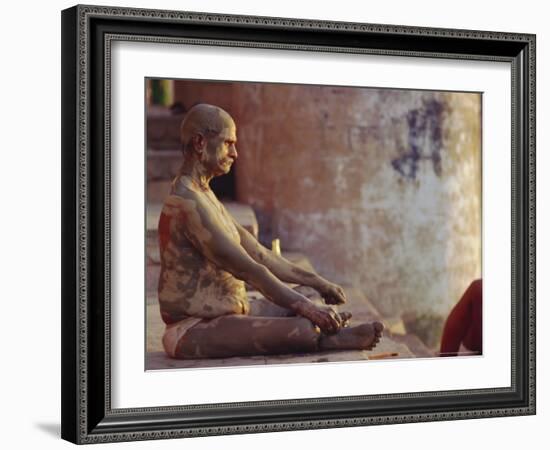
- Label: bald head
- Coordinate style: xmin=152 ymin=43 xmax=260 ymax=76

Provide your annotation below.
xmin=180 ymin=104 xmax=235 ymax=155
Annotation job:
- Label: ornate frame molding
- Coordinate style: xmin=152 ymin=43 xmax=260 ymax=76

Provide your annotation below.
xmin=61 ymin=4 xmax=536 ymax=444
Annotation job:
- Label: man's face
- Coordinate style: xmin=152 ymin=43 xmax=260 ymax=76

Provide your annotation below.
xmin=202 ymin=121 xmax=238 ymax=177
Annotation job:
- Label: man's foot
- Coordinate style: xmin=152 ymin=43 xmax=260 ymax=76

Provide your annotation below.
xmin=319 ymin=322 xmax=384 ymax=351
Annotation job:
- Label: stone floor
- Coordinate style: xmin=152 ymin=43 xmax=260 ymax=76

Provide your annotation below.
xmin=146 ymin=338 xmax=414 ymax=370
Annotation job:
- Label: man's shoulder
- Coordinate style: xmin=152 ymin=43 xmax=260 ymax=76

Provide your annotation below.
xmin=162 ymin=191 xmax=205 ymax=212
xmin=172 ymin=175 xmax=205 ymax=196
xmin=161 ymin=186 xmax=214 ymax=224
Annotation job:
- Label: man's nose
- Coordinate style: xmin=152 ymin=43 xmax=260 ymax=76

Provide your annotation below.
xmin=229 ymin=145 xmax=238 ymax=159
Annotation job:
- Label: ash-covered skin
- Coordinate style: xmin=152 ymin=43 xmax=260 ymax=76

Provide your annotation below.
xmin=158 ymin=190 xmax=248 ymax=322
xmin=157 ymin=104 xmax=383 ymax=359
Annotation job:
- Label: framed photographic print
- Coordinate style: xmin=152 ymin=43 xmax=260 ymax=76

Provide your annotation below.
xmin=61 ymin=4 xmax=536 ymax=444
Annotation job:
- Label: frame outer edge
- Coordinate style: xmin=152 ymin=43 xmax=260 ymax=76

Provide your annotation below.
xmin=77 ymin=3 xmax=534 ymax=41
xmin=527 ymin=34 xmax=536 ymax=414
xmin=61 ymin=5 xmax=80 ymax=445
xmin=65 ymin=5 xmax=537 ymax=443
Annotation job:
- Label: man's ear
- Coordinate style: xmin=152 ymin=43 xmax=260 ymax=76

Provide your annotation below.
xmin=191 ymin=133 xmax=206 ymax=154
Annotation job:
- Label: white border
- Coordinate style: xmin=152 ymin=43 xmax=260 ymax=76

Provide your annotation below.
xmin=111 ymin=41 xmax=511 ymax=409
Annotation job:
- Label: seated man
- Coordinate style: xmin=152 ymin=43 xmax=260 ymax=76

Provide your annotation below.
xmin=157 ymin=103 xmax=383 ymax=359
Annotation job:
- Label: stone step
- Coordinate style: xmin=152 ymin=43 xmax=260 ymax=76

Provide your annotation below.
xmin=146 ymin=203 xmax=163 ymax=233
xmin=147 ymin=150 xmax=181 ymax=182
xmin=389 ymin=333 xmax=436 ymax=358
xmin=382 ymin=315 xmax=437 ymax=357
xmin=147 ymin=114 xmax=184 ymax=150
xmin=338 ymin=286 xmax=383 ymax=324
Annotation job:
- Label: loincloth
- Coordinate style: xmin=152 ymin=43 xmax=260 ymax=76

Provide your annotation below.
xmin=161 ymin=293 xmax=308 ymax=358
xmin=162 ymin=317 xmax=204 ymax=358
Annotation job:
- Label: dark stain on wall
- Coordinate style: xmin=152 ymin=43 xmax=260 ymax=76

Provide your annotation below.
xmin=392 ymin=99 xmax=445 ymax=180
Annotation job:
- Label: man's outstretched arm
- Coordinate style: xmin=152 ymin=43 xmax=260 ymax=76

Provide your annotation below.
xmin=167 ymin=194 xmax=342 ymax=334
xmin=233 ymin=219 xmax=347 ymax=305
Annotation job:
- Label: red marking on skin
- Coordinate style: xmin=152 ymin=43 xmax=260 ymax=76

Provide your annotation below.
xmin=158 ymin=212 xmax=171 ymax=254
xmin=177 ymin=210 xmax=188 ymax=224
xmin=161 ymin=310 xmax=176 ymax=325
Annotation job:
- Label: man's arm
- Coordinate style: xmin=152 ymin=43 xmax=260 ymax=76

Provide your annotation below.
xmin=170 ymin=194 xmax=342 ymax=334
xmin=233 ymin=219 xmax=347 ymax=305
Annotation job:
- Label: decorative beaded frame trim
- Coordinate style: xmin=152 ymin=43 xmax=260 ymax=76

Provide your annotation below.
xmin=73 ymin=4 xmax=536 ymax=443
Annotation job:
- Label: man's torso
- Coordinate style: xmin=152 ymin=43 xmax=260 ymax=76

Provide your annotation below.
xmin=157 ymin=176 xmax=248 ymax=324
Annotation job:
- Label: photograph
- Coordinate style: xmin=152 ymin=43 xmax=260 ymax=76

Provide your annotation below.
xmin=145 ymin=78 xmax=482 ymax=370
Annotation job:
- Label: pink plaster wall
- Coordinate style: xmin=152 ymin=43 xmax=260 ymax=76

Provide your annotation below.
xmin=173 ymin=80 xmax=482 ymax=321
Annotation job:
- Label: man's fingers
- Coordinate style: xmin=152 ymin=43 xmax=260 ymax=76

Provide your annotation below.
xmin=339 ymin=311 xmax=352 ymax=323
xmin=336 ymin=288 xmax=347 ymax=304
xmin=327 ymin=312 xmax=341 ymax=334
xmin=330 ymin=309 xmax=342 ymax=326
xmin=317 ymin=313 xmax=338 ymax=335
xmin=329 ymin=288 xmax=346 ymax=305
xmin=309 ymin=306 xmax=343 ymax=335
xmin=329 ymin=296 xmax=345 ymax=306
xmin=325 ymin=295 xmax=344 ymax=305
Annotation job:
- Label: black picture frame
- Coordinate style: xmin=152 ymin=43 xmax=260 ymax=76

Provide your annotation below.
xmin=61 ymin=4 xmax=536 ymax=444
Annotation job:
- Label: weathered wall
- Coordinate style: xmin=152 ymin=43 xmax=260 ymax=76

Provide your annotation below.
xmin=232 ymin=84 xmax=481 ymax=320
xmin=171 ymin=80 xmax=482 ymax=321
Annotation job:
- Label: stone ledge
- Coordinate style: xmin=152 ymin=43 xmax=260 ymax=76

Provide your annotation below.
xmin=147 ymin=114 xmax=185 ymax=150
xmin=390 ymin=333 xmax=435 ymax=358
xmin=147 ymin=150 xmax=181 ymax=181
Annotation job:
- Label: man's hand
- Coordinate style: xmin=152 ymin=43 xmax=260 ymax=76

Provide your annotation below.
xmin=297 ymin=303 xmax=343 ymax=335
xmin=317 ymin=282 xmax=347 ymax=305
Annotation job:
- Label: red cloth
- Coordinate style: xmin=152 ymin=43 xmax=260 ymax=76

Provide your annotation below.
xmin=440 ymin=279 xmax=482 ymax=357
